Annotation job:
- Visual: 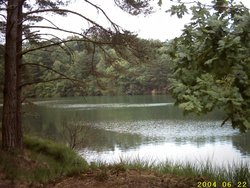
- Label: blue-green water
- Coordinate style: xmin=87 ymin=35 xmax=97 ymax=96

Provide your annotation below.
xmin=22 ymin=95 xmax=250 ymax=167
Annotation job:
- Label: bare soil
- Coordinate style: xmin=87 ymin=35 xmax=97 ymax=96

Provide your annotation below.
xmin=0 ymin=168 xmax=203 ymax=188
xmin=46 ymin=169 xmax=202 ymax=188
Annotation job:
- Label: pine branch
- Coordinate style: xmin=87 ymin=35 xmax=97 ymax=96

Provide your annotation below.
xmin=0 ymin=13 xmax=6 ymax=20
xmin=21 ymin=77 xmax=71 ymax=87
xmin=21 ymin=37 xmax=114 ymax=55
xmin=23 ymin=33 xmax=74 ymax=57
xmin=24 ymin=8 xmax=114 ymax=34
xmin=26 ymin=25 xmax=88 ymax=38
xmin=20 ymin=62 xmax=86 ymax=88
xmin=221 ymin=116 xmax=230 ymax=127
xmin=84 ymin=0 xmax=120 ymax=31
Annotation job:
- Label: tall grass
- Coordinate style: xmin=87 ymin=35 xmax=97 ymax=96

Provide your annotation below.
xmin=92 ymin=157 xmax=250 ymax=185
xmin=24 ymin=136 xmax=88 ymax=180
xmin=0 ymin=135 xmax=88 ymax=184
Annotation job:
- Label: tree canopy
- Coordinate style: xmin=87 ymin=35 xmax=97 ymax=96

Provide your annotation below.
xmin=168 ymin=0 xmax=250 ymax=132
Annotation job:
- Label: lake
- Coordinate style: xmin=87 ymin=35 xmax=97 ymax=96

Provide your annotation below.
xmin=23 ymin=95 xmax=250 ymax=168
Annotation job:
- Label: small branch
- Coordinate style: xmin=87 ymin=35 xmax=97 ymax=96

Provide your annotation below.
xmin=26 ymin=25 xmax=86 ymax=38
xmin=24 ymin=8 xmax=113 ymax=34
xmin=21 ymin=77 xmax=71 ymax=87
xmin=84 ymin=0 xmax=121 ymax=31
xmin=221 ymin=116 xmax=230 ymax=127
xmin=23 ymin=33 xmax=74 ymax=57
xmin=169 ymin=0 xmax=198 ymax=5
xmin=0 ymin=13 xmax=6 ymax=20
xmin=21 ymin=37 xmax=118 ymax=55
xmin=39 ymin=16 xmax=60 ymax=29
xmin=20 ymin=62 xmax=86 ymax=87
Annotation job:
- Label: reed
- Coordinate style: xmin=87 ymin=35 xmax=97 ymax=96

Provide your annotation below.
xmin=92 ymin=157 xmax=250 ymax=185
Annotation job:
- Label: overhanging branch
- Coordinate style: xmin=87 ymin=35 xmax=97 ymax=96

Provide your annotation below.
xmin=24 ymin=8 xmax=115 ymax=34
xmin=22 ymin=77 xmax=72 ymax=87
xmin=21 ymin=37 xmax=115 ymax=55
xmin=20 ymin=62 xmax=86 ymax=88
xmin=23 ymin=33 xmax=74 ymax=57
xmin=26 ymin=25 xmax=86 ymax=38
xmin=84 ymin=0 xmax=120 ymax=31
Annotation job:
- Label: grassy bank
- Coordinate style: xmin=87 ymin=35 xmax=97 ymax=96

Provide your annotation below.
xmin=91 ymin=158 xmax=250 ymax=186
xmin=0 ymin=135 xmax=88 ymax=186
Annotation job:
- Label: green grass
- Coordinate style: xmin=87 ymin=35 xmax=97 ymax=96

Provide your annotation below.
xmin=156 ymin=160 xmax=250 ymax=184
xmin=91 ymin=157 xmax=250 ymax=185
xmin=24 ymin=136 xmax=88 ymax=180
xmin=0 ymin=135 xmax=88 ymax=185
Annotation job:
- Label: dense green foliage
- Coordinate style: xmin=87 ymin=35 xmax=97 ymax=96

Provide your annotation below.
xmin=0 ymin=38 xmax=170 ymax=97
xmin=168 ymin=1 xmax=250 ymax=132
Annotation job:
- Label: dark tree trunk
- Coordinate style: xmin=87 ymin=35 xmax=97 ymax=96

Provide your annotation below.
xmin=16 ymin=0 xmax=24 ymax=149
xmin=2 ymin=0 xmax=23 ymax=150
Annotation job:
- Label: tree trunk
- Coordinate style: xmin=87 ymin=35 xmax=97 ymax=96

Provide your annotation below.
xmin=16 ymin=0 xmax=24 ymax=149
xmin=2 ymin=0 xmax=23 ymax=150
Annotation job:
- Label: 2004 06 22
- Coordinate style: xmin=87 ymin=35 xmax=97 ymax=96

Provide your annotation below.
xmin=197 ymin=181 xmax=247 ymax=187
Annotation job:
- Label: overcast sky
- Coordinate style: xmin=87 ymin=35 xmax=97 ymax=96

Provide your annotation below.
xmin=43 ymin=0 xmax=191 ymax=41
xmin=59 ymin=0 xmax=191 ymax=41
xmin=44 ymin=0 xmax=250 ymax=42
xmin=1 ymin=0 xmax=249 ymax=43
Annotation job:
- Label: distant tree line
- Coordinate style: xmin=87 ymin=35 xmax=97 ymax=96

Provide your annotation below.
xmin=0 ymin=37 xmax=171 ymax=98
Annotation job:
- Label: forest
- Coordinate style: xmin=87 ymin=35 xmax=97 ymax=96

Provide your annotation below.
xmin=0 ymin=38 xmax=170 ymax=97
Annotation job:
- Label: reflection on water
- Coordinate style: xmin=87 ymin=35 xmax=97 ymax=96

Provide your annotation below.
xmin=232 ymin=133 xmax=250 ymax=157
xmin=21 ymin=96 xmax=250 ymax=168
xmin=78 ymin=120 xmax=250 ymax=167
xmin=79 ymin=141 xmax=249 ymax=168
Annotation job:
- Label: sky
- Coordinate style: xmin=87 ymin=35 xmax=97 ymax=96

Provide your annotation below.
xmin=43 ymin=0 xmax=191 ymax=41
xmin=1 ymin=0 xmax=250 ymax=43
xmin=43 ymin=0 xmax=250 ymax=42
